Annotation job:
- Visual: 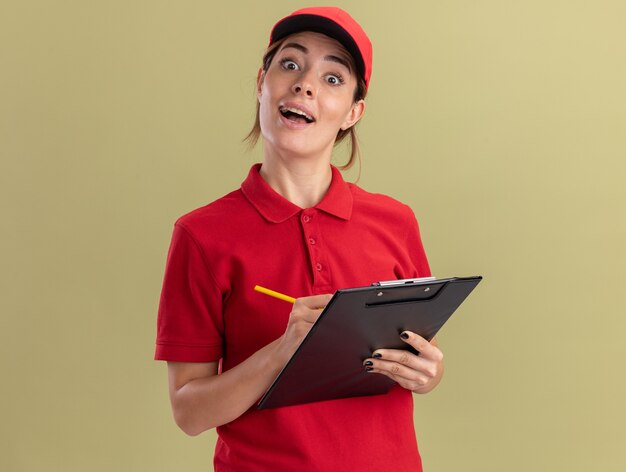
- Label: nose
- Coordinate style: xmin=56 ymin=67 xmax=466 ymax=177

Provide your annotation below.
xmin=292 ymin=71 xmax=315 ymax=98
xmin=292 ymin=84 xmax=313 ymax=97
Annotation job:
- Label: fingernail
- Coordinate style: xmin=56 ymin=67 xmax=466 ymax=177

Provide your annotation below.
xmin=400 ymin=332 xmax=409 ymax=340
xmin=365 ymin=367 xmax=374 ymax=372
xmin=373 ymin=353 xmax=382 ymax=359
xmin=363 ymin=360 xmax=373 ymax=367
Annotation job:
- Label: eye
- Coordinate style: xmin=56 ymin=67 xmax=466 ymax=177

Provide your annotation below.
xmin=325 ymin=73 xmax=344 ymax=86
xmin=280 ymin=59 xmax=300 ymax=71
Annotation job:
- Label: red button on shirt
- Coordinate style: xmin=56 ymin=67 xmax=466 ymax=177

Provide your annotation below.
xmin=156 ymin=163 xmax=430 ymax=471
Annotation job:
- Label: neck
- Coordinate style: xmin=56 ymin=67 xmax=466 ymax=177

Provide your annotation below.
xmin=260 ymin=148 xmax=333 ymax=209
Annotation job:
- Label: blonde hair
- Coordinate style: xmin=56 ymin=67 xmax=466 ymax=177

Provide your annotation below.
xmin=245 ymin=37 xmax=368 ymax=172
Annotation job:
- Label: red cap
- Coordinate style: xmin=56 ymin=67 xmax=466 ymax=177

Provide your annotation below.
xmin=269 ymin=7 xmax=373 ymax=89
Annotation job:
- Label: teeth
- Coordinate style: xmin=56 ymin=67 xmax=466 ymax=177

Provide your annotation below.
xmin=280 ymin=106 xmax=314 ymax=121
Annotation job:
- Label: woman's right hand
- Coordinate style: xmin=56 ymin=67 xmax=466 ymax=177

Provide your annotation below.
xmin=274 ymin=294 xmax=333 ymax=366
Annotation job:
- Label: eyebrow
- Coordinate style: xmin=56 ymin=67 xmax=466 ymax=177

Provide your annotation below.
xmin=281 ymin=42 xmax=352 ymax=72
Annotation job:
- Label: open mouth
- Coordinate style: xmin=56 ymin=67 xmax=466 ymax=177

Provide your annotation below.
xmin=279 ymin=106 xmax=315 ymax=124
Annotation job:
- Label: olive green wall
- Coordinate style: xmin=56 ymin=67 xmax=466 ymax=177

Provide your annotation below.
xmin=2 ymin=1 xmax=624 ymax=471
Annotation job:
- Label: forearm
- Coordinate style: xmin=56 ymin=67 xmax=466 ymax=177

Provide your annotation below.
xmin=168 ymin=294 xmax=332 ymax=436
xmin=170 ymin=338 xmax=284 ymax=435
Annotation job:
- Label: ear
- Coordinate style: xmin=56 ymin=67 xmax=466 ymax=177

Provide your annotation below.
xmin=340 ymin=99 xmax=366 ymax=131
xmin=256 ymin=67 xmax=265 ymax=101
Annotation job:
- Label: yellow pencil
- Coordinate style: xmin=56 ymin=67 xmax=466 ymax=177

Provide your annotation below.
xmin=254 ymin=285 xmax=296 ymax=304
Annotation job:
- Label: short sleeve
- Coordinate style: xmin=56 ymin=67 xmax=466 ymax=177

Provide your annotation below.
xmin=405 ymin=209 xmax=432 ymax=278
xmin=154 ymin=223 xmax=224 ymax=362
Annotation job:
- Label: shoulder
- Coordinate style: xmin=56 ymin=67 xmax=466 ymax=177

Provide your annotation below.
xmin=173 ymin=188 xmax=250 ymax=238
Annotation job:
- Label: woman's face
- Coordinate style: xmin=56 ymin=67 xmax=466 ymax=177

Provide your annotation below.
xmin=257 ymin=31 xmax=365 ymax=161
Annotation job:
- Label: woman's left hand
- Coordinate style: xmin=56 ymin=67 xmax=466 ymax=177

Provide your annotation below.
xmin=363 ymin=331 xmax=444 ymax=394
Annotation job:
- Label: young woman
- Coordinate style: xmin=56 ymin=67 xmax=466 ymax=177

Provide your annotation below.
xmin=156 ymin=7 xmax=444 ymax=471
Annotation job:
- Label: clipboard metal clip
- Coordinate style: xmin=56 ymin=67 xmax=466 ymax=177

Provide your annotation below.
xmin=373 ymin=277 xmax=437 ymax=287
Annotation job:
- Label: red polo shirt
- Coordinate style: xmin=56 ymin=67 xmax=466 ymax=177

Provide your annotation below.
xmin=156 ymin=163 xmax=431 ymax=471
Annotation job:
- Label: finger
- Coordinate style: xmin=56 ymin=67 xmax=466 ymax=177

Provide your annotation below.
xmin=296 ymin=293 xmax=333 ymax=310
xmin=365 ymin=362 xmax=430 ymax=390
xmin=365 ymin=357 xmax=435 ymax=383
xmin=291 ymin=294 xmax=333 ymax=323
xmin=399 ymin=331 xmax=443 ymax=362
xmin=367 ymin=348 xmax=435 ymax=374
xmin=289 ymin=307 xmax=321 ymax=324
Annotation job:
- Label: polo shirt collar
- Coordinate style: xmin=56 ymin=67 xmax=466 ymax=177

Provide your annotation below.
xmin=241 ymin=163 xmax=353 ymax=223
